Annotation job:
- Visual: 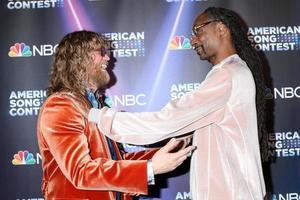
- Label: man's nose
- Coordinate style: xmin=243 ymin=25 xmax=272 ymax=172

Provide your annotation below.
xmin=104 ymin=54 xmax=110 ymax=61
xmin=190 ymin=35 xmax=198 ymax=46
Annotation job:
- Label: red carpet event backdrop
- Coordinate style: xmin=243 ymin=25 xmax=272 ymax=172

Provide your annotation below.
xmin=1 ymin=0 xmax=300 ymax=199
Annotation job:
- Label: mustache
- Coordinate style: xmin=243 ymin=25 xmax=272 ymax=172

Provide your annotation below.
xmin=99 ymin=61 xmax=108 ymax=69
xmin=192 ymin=44 xmax=203 ymax=50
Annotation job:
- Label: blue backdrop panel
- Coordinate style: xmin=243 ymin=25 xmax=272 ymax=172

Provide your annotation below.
xmin=0 ymin=0 xmax=299 ymax=199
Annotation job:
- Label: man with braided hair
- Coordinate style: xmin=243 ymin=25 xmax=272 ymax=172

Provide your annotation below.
xmin=89 ymin=7 xmax=267 ymax=200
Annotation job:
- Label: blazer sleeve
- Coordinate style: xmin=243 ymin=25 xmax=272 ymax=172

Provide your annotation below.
xmin=39 ymin=95 xmax=148 ymax=194
xmin=89 ymin=67 xmax=232 ymax=145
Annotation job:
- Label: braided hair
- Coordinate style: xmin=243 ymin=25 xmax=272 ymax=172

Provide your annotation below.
xmin=204 ymin=7 xmax=269 ymax=161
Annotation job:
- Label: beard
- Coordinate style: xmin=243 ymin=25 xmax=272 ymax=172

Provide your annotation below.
xmin=88 ymin=62 xmax=110 ymax=89
xmin=194 ymin=44 xmax=209 ymax=61
xmin=94 ymin=68 xmax=110 ymax=89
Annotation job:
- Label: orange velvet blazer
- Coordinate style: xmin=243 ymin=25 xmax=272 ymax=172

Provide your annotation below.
xmin=37 ymin=91 xmax=156 ymax=200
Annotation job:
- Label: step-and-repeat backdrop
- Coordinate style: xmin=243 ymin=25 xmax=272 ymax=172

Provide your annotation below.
xmin=1 ymin=0 xmax=299 ymax=199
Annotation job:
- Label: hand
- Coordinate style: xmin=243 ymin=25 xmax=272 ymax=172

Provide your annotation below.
xmin=151 ymin=138 xmax=196 ymax=175
xmin=128 ymin=193 xmax=140 ymax=197
xmin=174 ymin=134 xmax=193 ymax=151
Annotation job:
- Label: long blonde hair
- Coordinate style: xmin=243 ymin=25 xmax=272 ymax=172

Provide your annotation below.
xmin=47 ymin=30 xmax=107 ymax=97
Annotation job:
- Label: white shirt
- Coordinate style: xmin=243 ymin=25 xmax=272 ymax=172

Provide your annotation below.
xmin=89 ymin=54 xmax=266 ymax=200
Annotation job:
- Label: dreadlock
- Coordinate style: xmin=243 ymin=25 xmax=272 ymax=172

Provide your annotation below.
xmin=204 ymin=7 xmax=269 ymax=162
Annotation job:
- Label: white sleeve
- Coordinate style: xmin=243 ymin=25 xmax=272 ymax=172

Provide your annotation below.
xmin=88 ymin=67 xmax=232 ymax=145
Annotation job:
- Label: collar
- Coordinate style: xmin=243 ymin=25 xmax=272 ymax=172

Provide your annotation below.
xmin=205 ymin=54 xmax=240 ymax=78
xmin=213 ymin=54 xmax=240 ymax=69
xmin=86 ymin=89 xmax=99 ymax=108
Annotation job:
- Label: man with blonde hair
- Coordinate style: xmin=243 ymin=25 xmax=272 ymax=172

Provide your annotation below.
xmin=37 ymin=30 xmax=195 ymax=200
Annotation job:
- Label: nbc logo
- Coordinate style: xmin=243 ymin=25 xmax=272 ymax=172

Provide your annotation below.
xmin=169 ymin=35 xmax=192 ymax=50
xmin=8 ymin=42 xmax=58 ymax=57
xmin=12 ymin=150 xmax=36 ymax=165
xmin=8 ymin=43 xmax=32 ymax=57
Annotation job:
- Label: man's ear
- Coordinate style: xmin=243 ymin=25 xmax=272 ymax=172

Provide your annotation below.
xmin=218 ymin=23 xmax=229 ymax=37
xmin=90 ymin=52 xmax=96 ymax=62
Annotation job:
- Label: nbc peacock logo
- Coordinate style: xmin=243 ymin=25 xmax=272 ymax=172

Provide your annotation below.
xmin=169 ymin=35 xmax=192 ymax=50
xmin=8 ymin=43 xmax=32 ymax=57
xmin=12 ymin=150 xmax=36 ymax=165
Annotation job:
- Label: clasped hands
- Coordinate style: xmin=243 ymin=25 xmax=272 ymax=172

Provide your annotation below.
xmin=152 ymin=136 xmax=196 ymax=175
xmin=130 ymin=136 xmax=195 ymax=197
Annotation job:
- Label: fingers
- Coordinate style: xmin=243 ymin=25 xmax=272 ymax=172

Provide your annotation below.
xmin=175 ymin=159 xmax=185 ymax=168
xmin=129 ymin=193 xmax=139 ymax=196
xmin=168 ymin=145 xmax=196 ymax=169
xmin=161 ymin=138 xmax=180 ymax=153
xmin=176 ymin=145 xmax=196 ymax=157
xmin=185 ymin=136 xmax=193 ymax=145
xmin=172 ymin=134 xmax=193 ymax=151
xmin=170 ymin=146 xmax=196 ymax=163
xmin=152 ymin=140 xmax=196 ymax=175
xmin=176 ymin=136 xmax=192 ymax=149
xmin=172 ymin=153 xmax=189 ymax=169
